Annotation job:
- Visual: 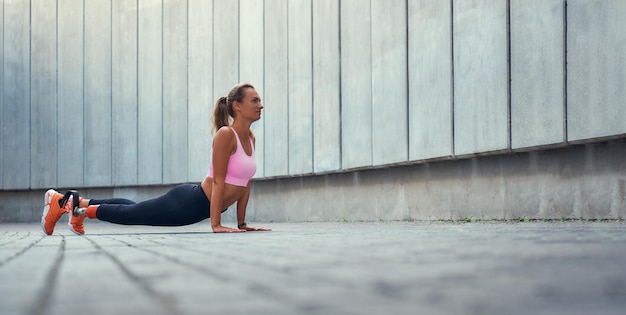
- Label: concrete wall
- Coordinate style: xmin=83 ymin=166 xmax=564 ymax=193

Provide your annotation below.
xmin=1 ymin=0 xmax=625 ymax=222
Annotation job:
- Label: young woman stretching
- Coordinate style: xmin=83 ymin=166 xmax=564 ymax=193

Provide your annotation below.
xmin=41 ymin=83 xmax=270 ymax=234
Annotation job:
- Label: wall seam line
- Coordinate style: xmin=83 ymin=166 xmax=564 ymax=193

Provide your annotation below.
xmin=405 ymin=0 xmax=409 ymax=163
xmin=563 ymin=0 xmax=568 ymax=144
xmin=337 ymin=0 xmax=342 ymax=172
xmin=450 ymin=0 xmax=455 ymax=158
xmin=28 ymin=0 xmax=32 ymax=189
xmin=507 ymin=0 xmax=512 ymax=151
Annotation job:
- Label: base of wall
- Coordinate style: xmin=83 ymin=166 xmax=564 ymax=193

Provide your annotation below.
xmin=249 ymin=139 xmax=626 ymax=222
xmin=2 ymin=139 xmax=625 ymax=223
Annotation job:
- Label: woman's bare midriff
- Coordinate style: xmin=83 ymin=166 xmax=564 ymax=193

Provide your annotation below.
xmin=201 ymin=176 xmax=247 ymax=209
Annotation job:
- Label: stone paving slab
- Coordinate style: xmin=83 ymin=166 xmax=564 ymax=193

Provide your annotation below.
xmin=1 ymin=221 xmax=625 ymax=315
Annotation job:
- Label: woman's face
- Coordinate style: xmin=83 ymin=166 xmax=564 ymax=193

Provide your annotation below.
xmin=235 ymin=88 xmax=263 ymax=121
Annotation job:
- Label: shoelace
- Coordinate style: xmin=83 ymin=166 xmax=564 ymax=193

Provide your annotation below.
xmin=59 ymin=190 xmax=80 ymax=213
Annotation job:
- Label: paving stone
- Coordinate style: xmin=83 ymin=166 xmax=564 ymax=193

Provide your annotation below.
xmin=0 ymin=221 xmax=625 ymax=315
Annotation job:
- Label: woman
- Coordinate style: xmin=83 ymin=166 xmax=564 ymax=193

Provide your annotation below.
xmin=41 ymin=83 xmax=270 ymax=234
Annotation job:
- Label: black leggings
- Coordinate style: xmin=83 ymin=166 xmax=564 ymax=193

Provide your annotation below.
xmin=94 ymin=184 xmax=211 ymax=226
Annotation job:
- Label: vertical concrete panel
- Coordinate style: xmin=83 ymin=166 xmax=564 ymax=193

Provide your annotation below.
xmin=137 ymin=0 xmax=162 ymax=185
xmin=340 ymin=0 xmax=372 ymax=170
xmin=264 ymin=0 xmax=289 ymax=176
xmin=212 ymin=0 xmax=239 ymax=220
xmin=57 ymin=0 xmax=84 ymax=187
xmin=288 ymin=0 xmax=313 ymax=175
xmin=568 ymin=0 xmax=626 ymax=141
xmin=162 ymin=0 xmax=187 ymax=184
xmin=408 ymin=0 xmax=453 ymax=161
xmin=188 ymin=0 xmax=212 ymax=182
xmin=213 ymin=0 xmax=236 ymax=214
xmin=0 ymin=0 xmax=3 ymax=189
xmin=212 ymin=0 xmax=237 ymax=208
xmin=112 ymin=0 xmax=138 ymax=186
xmin=240 ymin=0 xmax=265 ymax=177
xmin=30 ymin=1 xmax=57 ymax=189
xmin=453 ymin=0 xmax=508 ymax=155
xmin=313 ymin=0 xmax=341 ymax=173
xmin=2 ymin=1 xmax=30 ymax=189
xmin=213 ymin=0 xmax=239 ymax=95
xmin=84 ymin=0 xmax=112 ymax=186
xmin=371 ymin=0 xmax=408 ymax=165
xmin=510 ymin=0 xmax=565 ymax=149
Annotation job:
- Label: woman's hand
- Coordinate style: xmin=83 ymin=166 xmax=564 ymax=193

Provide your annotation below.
xmin=212 ymin=225 xmax=246 ymax=233
xmin=241 ymin=225 xmax=272 ymax=232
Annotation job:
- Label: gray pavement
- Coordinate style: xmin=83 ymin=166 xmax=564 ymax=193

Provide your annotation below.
xmin=1 ymin=221 xmax=625 ymax=315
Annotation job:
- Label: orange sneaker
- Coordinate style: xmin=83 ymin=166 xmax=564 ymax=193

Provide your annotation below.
xmin=68 ymin=209 xmax=85 ymax=235
xmin=41 ymin=190 xmax=78 ymax=235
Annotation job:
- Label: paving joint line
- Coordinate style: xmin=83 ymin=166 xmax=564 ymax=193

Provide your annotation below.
xmin=0 ymin=231 xmax=25 ymax=246
xmin=0 ymin=234 xmax=45 ymax=267
xmin=104 ymin=235 xmax=231 ymax=282
xmin=85 ymin=236 xmax=184 ymax=315
xmin=111 ymin=236 xmax=379 ymax=311
xmin=29 ymin=236 xmax=65 ymax=315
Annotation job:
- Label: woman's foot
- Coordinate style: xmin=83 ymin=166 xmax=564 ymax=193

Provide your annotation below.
xmin=41 ymin=189 xmax=77 ymax=235
xmin=68 ymin=209 xmax=86 ymax=235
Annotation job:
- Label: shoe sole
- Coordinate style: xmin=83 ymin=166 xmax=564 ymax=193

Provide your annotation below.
xmin=41 ymin=189 xmax=57 ymax=235
xmin=41 ymin=205 xmax=50 ymax=235
xmin=68 ymin=220 xmax=84 ymax=235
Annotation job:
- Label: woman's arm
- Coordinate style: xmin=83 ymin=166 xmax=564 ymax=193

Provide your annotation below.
xmin=236 ymin=130 xmax=254 ymax=226
xmin=209 ymin=128 xmax=243 ymax=233
xmin=234 ymin=131 xmax=270 ymax=232
xmin=235 ymin=184 xmax=271 ymax=231
xmin=236 ymin=183 xmax=250 ymax=227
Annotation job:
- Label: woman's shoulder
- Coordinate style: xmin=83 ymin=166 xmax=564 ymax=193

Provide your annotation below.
xmin=215 ymin=126 xmax=234 ymax=136
xmin=213 ymin=126 xmax=236 ymax=144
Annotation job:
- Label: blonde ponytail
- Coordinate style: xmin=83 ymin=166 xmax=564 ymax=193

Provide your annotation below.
xmin=212 ymin=96 xmax=231 ymax=133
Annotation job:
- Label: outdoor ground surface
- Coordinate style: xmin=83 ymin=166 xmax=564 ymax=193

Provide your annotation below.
xmin=1 ymin=221 xmax=625 ymax=315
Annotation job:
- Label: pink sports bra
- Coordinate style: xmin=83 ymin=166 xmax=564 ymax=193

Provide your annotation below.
xmin=208 ymin=127 xmax=256 ymax=187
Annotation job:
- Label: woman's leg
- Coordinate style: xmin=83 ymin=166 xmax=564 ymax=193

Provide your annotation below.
xmin=92 ymin=198 xmax=136 ymax=205
xmin=87 ymin=184 xmax=211 ymax=226
xmin=69 ymin=197 xmax=137 ymax=235
xmin=78 ymin=198 xmax=136 ymax=208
